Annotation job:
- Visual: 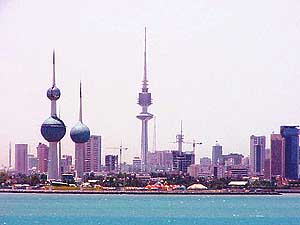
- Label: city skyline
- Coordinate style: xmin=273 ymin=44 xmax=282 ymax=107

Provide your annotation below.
xmin=1 ymin=1 xmax=300 ymax=166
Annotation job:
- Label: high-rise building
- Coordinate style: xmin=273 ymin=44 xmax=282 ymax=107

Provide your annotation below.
xmin=199 ymin=157 xmax=212 ymax=177
xmin=271 ymin=134 xmax=285 ymax=177
xmin=187 ymin=164 xmax=200 ymax=177
xmin=37 ymin=143 xmax=49 ymax=174
xmin=136 ymin=28 xmax=154 ymax=172
xmin=250 ymin=135 xmax=266 ymax=176
xmin=75 ymin=143 xmax=85 ymax=178
xmin=75 ymin=135 xmax=101 ymax=177
xmin=40 ymin=51 xmax=66 ymax=180
xmin=280 ymin=126 xmax=299 ymax=179
xmin=15 ymin=144 xmax=28 ymax=175
xmin=105 ymin=155 xmax=118 ymax=172
xmin=221 ymin=153 xmax=244 ymax=166
xmin=27 ymin=154 xmax=38 ymax=174
xmin=212 ymin=142 xmax=222 ymax=166
xmin=8 ymin=142 xmax=12 ymax=168
xmin=148 ymin=150 xmax=173 ymax=172
xmin=85 ymin=135 xmax=101 ymax=173
xmin=172 ymin=151 xmax=195 ymax=173
xmin=132 ymin=157 xmax=142 ymax=173
xmin=61 ymin=155 xmax=72 ymax=173
xmin=264 ymin=148 xmax=271 ymax=179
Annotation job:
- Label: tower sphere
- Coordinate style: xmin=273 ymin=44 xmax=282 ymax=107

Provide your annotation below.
xmin=47 ymin=87 xmax=61 ymax=101
xmin=41 ymin=116 xmax=66 ymax=142
xmin=70 ymin=121 xmax=90 ymax=143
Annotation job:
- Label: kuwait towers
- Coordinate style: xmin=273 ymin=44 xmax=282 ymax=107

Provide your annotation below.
xmin=137 ymin=28 xmax=154 ymax=172
xmin=41 ymin=51 xmax=66 ymax=180
xmin=70 ymin=82 xmax=90 ymax=178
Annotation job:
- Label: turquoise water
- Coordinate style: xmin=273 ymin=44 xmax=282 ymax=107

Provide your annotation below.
xmin=0 ymin=194 xmax=300 ymax=225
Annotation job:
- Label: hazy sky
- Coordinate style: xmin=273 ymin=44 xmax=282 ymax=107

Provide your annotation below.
xmin=1 ymin=0 xmax=300 ymax=166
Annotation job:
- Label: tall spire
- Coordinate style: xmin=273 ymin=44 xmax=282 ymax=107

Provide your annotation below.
xmin=79 ymin=81 xmax=83 ymax=123
xmin=52 ymin=49 xmax=56 ymax=87
xmin=181 ymin=120 xmax=183 ymax=136
xmin=8 ymin=142 xmax=11 ymax=168
xmin=142 ymin=27 xmax=148 ymax=92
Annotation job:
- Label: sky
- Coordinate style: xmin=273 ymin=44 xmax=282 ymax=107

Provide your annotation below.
xmin=1 ymin=0 xmax=300 ymax=166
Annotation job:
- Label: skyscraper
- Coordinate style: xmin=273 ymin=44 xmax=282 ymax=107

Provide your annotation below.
xmin=37 ymin=143 xmax=49 ymax=173
xmin=280 ymin=126 xmax=299 ymax=179
xmin=8 ymin=142 xmax=12 ymax=168
xmin=61 ymin=155 xmax=72 ymax=173
xmin=27 ymin=154 xmax=38 ymax=174
xmin=250 ymin=135 xmax=266 ymax=176
xmin=84 ymin=135 xmax=101 ymax=173
xmin=271 ymin=134 xmax=285 ymax=177
xmin=105 ymin=155 xmax=118 ymax=172
xmin=264 ymin=148 xmax=271 ymax=179
xmin=15 ymin=144 xmax=28 ymax=174
xmin=212 ymin=142 xmax=222 ymax=166
xmin=41 ymin=51 xmax=66 ymax=180
xmin=137 ymin=28 xmax=154 ymax=172
xmin=75 ymin=135 xmax=101 ymax=177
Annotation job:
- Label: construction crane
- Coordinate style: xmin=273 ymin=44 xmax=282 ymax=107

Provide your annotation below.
xmin=169 ymin=121 xmax=202 ymax=153
xmin=184 ymin=140 xmax=203 ymax=154
xmin=106 ymin=144 xmax=128 ymax=173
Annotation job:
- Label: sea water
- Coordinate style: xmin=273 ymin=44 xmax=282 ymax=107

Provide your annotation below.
xmin=0 ymin=193 xmax=300 ymax=225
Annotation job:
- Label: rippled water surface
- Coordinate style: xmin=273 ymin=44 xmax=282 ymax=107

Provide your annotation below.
xmin=0 ymin=193 xmax=300 ymax=225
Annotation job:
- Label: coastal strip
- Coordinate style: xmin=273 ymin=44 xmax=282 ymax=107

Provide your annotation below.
xmin=0 ymin=189 xmax=281 ymax=195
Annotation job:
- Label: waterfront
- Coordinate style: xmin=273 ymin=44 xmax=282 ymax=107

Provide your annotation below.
xmin=0 ymin=194 xmax=300 ymax=225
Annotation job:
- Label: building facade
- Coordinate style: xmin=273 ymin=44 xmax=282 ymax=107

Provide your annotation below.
xmin=27 ymin=154 xmax=38 ymax=174
xmin=15 ymin=144 xmax=28 ymax=175
xmin=75 ymin=135 xmax=101 ymax=177
xmin=132 ymin=157 xmax=142 ymax=173
xmin=61 ymin=155 xmax=72 ymax=173
xmin=172 ymin=151 xmax=195 ymax=173
xmin=250 ymin=135 xmax=266 ymax=176
xmin=280 ymin=126 xmax=299 ymax=179
xmin=212 ymin=143 xmax=222 ymax=166
xmin=105 ymin=155 xmax=118 ymax=172
xmin=148 ymin=150 xmax=173 ymax=172
xmin=271 ymin=134 xmax=285 ymax=177
xmin=37 ymin=143 xmax=49 ymax=174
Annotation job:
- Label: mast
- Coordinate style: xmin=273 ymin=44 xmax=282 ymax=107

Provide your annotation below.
xmin=79 ymin=81 xmax=83 ymax=123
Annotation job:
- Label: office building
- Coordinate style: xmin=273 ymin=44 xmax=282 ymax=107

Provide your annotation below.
xmin=132 ymin=157 xmax=142 ymax=173
xmin=271 ymin=134 xmax=285 ymax=177
xmin=15 ymin=144 xmax=28 ymax=174
xmin=37 ymin=143 xmax=49 ymax=173
xmin=27 ymin=154 xmax=38 ymax=174
xmin=148 ymin=150 xmax=173 ymax=172
xmin=280 ymin=126 xmax=299 ymax=179
xmin=105 ymin=155 xmax=118 ymax=172
xmin=222 ymin=153 xmax=244 ymax=166
xmin=264 ymin=148 xmax=271 ymax=179
xmin=187 ymin=164 xmax=200 ymax=177
xmin=250 ymin=135 xmax=266 ymax=176
xmin=75 ymin=135 xmax=101 ymax=177
xmin=212 ymin=142 xmax=222 ymax=166
xmin=199 ymin=157 xmax=212 ymax=177
xmin=172 ymin=151 xmax=195 ymax=173
xmin=61 ymin=155 xmax=72 ymax=173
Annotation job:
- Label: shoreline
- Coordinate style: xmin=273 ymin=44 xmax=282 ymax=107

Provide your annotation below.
xmin=0 ymin=189 xmax=282 ymax=195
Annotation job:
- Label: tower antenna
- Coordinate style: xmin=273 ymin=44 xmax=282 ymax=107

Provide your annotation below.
xmin=79 ymin=81 xmax=83 ymax=123
xmin=52 ymin=49 xmax=56 ymax=87
xmin=142 ymin=27 xmax=148 ymax=92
